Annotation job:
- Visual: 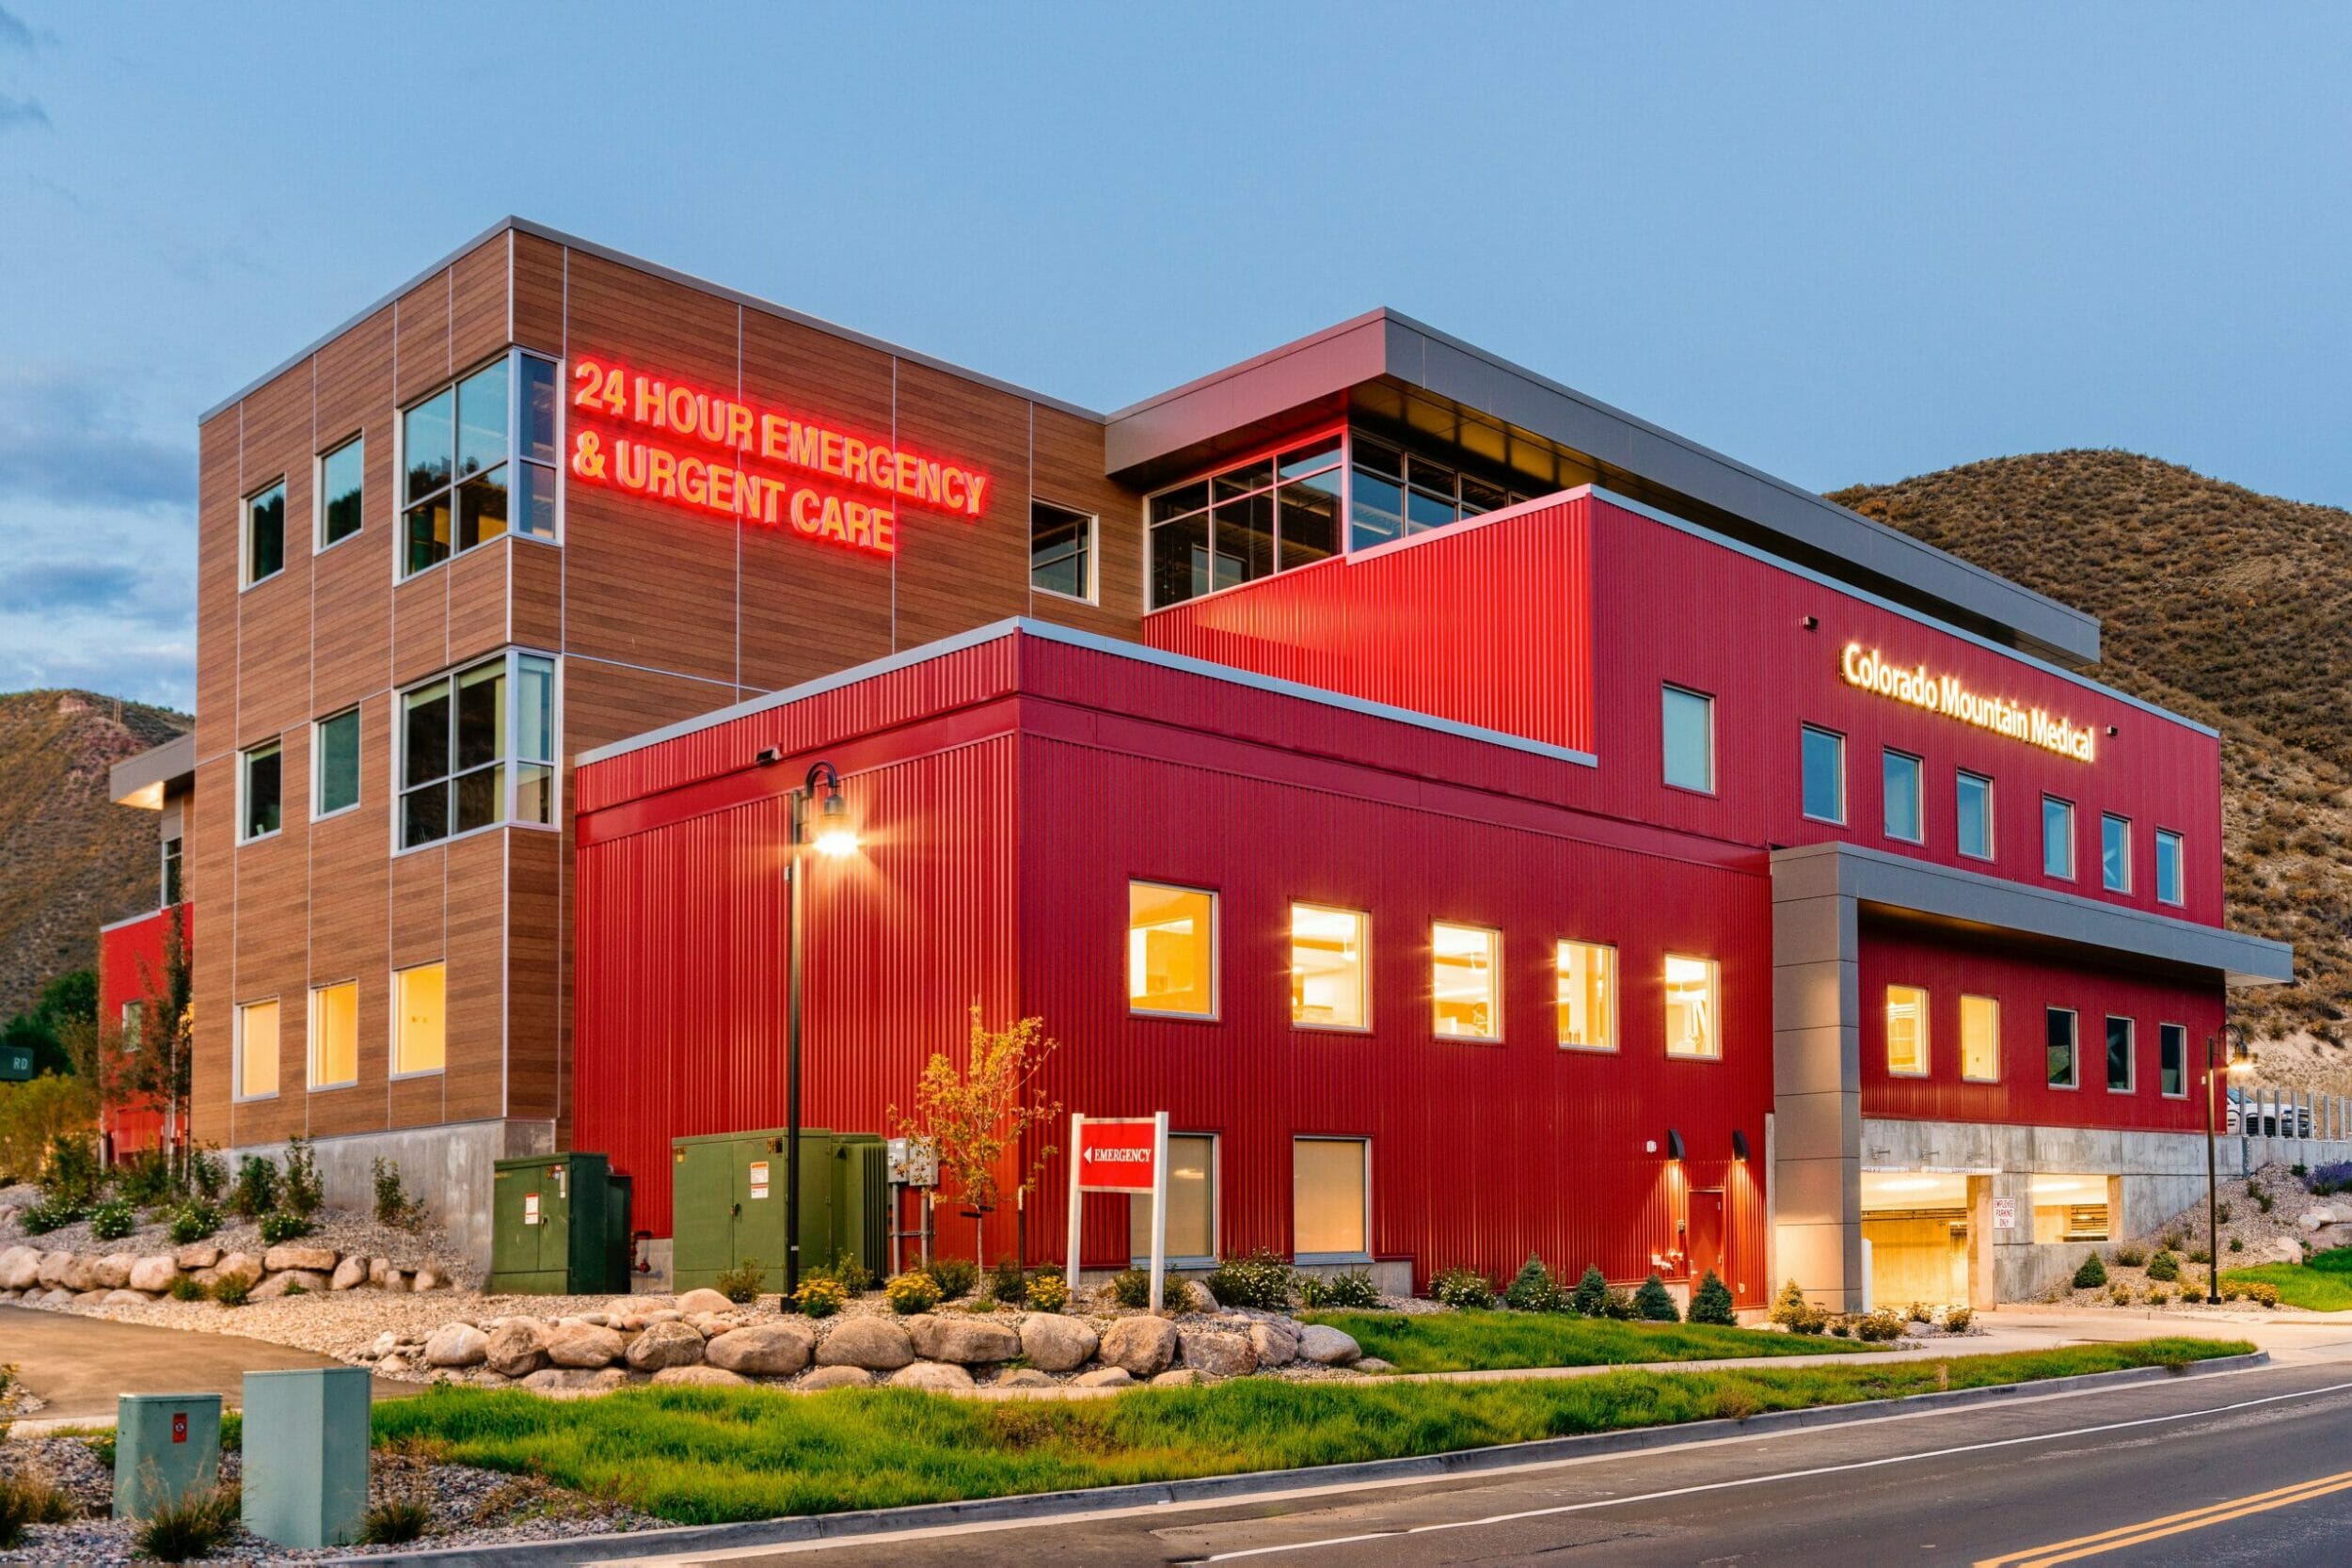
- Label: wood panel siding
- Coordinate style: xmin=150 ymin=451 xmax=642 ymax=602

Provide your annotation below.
xmin=449 ymin=237 xmax=511 ymax=375
xmin=511 ymin=232 xmax=567 ymax=357
xmin=393 ymin=271 xmax=453 ymax=406
xmin=445 ymin=536 xmax=510 ymax=668
xmin=1026 ymin=404 xmax=1143 ymax=641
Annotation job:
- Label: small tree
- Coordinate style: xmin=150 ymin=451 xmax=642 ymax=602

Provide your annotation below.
xmin=1570 ymin=1264 xmax=1611 ymax=1317
xmin=1689 ymin=1270 xmax=1738 ymax=1325
xmin=889 ymin=1005 xmax=1063 ymax=1261
xmin=1633 ymin=1272 xmax=1681 ymax=1322
xmin=2072 ymin=1252 xmax=2107 ymax=1290
xmin=1502 ymin=1255 xmax=1561 ymax=1312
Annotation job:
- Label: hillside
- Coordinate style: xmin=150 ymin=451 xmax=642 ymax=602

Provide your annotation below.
xmin=0 ymin=689 xmax=190 ymax=1018
xmin=1830 ymin=451 xmax=2352 ymax=1088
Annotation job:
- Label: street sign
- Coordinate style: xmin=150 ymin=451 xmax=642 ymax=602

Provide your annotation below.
xmin=0 ymin=1042 xmax=31 ymax=1082
xmin=1992 ymin=1196 xmax=2017 ymax=1231
xmin=1066 ymin=1113 xmax=1169 ymax=1310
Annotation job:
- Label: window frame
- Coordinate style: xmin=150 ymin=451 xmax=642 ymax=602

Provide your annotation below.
xmin=1661 ymin=684 xmax=1717 ymax=796
xmin=393 ymin=649 xmax=561 ymax=855
xmin=2045 ymin=1006 xmax=2080 ymax=1090
xmin=2158 ymin=1022 xmax=2188 ymax=1099
xmin=1129 ymin=1131 xmax=1219 ymax=1268
xmin=1884 ymin=984 xmax=1931 ymax=1077
xmin=390 ymin=960 xmax=448 ymax=1080
xmin=1027 ymin=497 xmax=1099 ymax=605
xmin=315 ymin=432 xmax=366 ymax=552
xmin=1290 ymin=1134 xmax=1373 ymax=1264
xmin=2042 ymin=795 xmax=2076 ymax=880
xmin=1430 ymin=920 xmax=1502 ymax=1043
xmin=1663 ymin=953 xmax=1723 ymax=1061
xmin=162 ymin=832 xmax=183 ymax=906
xmin=241 ymin=476 xmax=288 ymax=590
xmin=2105 ymin=1014 xmax=2136 ymax=1094
xmin=1126 ymin=879 xmax=1220 ymax=1022
xmin=1799 ymin=724 xmax=1846 ymax=826
xmin=307 ymin=978 xmax=360 ymax=1092
xmin=1143 ymin=423 xmax=1348 ymax=610
xmin=1956 ymin=769 xmax=1995 ymax=862
xmin=2154 ymin=828 xmax=2185 ymax=907
xmin=392 ymin=347 xmax=563 ymax=584
xmin=1289 ymin=901 xmax=1371 ymax=1034
xmin=1555 ymin=938 xmax=1619 ymax=1053
xmin=238 ymin=737 xmax=283 ymax=845
xmin=1881 ymin=748 xmax=1925 ymax=845
xmin=233 ymin=996 xmax=280 ymax=1102
xmin=313 ymin=705 xmax=362 ymax=821
xmin=2101 ymin=813 xmax=2132 ymax=894
xmin=1960 ymin=993 xmax=2000 ymax=1083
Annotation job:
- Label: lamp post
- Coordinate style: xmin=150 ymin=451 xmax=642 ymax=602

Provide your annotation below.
xmin=786 ymin=760 xmax=858 ymax=1296
xmin=2204 ymin=1027 xmax=2251 ymax=1305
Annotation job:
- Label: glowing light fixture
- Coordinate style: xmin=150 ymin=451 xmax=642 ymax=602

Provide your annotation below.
xmin=1664 ymin=1129 xmax=1686 ymax=1162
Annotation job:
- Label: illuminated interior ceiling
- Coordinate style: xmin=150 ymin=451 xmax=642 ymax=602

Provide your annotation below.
xmin=2030 ymin=1173 xmax=2112 ymax=1204
xmin=1861 ymin=1171 xmax=1968 ymax=1210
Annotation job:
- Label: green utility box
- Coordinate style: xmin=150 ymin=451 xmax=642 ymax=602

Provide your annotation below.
xmin=241 ymin=1368 xmax=368 ymax=1549
xmin=114 ymin=1392 xmax=220 ymax=1519
xmin=489 ymin=1152 xmax=633 ymax=1294
xmin=671 ymin=1129 xmax=885 ymax=1291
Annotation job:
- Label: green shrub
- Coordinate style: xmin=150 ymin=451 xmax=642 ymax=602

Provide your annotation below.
xmin=2254 ymin=1190 xmax=2276 ymax=1214
xmin=0 ymin=1469 xmax=76 ymax=1548
xmin=988 ymin=1256 xmax=1028 ymax=1305
xmin=1296 ymin=1269 xmax=1381 ymax=1309
xmin=1688 ymin=1271 xmax=1737 ymax=1326
xmin=372 ymin=1157 xmax=420 ymax=1229
xmin=1828 ymin=1320 xmax=1851 ymax=1337
xmin=2188 ymin=1246 xmax=2212 ymax=1265
xmin=1569 ymin=1266 xmax=1611 ymax=1318
xmin=87 ymin=1196 xmax=136 ymax=1241
xmin=1204 ymin=1248 xmax=1295 ymax=1311
xmin=1905 ymin=1301 xmax=1932 ymax=1323
xmin=714 ymin=1259 xmax=766 ymax=1305
xmin=2216 ymin=1202 xmax=2234 ymax=1223
xmin=2146 ymin=1250 xmax=2181 ymax=1283
xmin=2073 ymin=1253 xmax=2108 ymax=1289
xmin=209 ymin=1274 xmax=252 ymax=1307
xmin=257 ymin=1211 xmax=311 ymax=1246
xmin=886 ymin=1271 xmax=942 ymax=1315
xmin=1853 ymin=1308 xmax=1904 ymax=1341
xmin=40 ymin=1132 xmax=103 ymax=1209
xmin=186 ymin=1148 xmax=226 ymax=1202
xmin=794 ymin=1275 xmax=847 ymax=1318
xmin=2109 ymin=1283 xmax=2131 ymax=1305
xmin=135 ymin=1482 xmax=241 ymax=1562
xmin=359 ymin=1496 xmax=431 ymax=1545
xmin=1429 ymin=1267 xmax=1495 ymax=1310
xmin=1632 ymin=1273 xmax=1680 ymax=1323
xmin=2230 ymin=1237 xmax=2244 ymax=1252
xmin=281 ymin=1134 xmax=323 ymax=1218
xmin=1502 ymin=1255 xmax=1563 ymax=1313
xmin=118 ymin=1148 xmax=174 ymax=1208
xmin=1602 ymin=1286 xmax=1637 ymax=1321
xmin=2161 ymin=1228 xmax=2187 ymax=1251
xmin=228 ymin=1154 xmax=278 ymax=1219
xmin=1946 ymin=1307 xmax=1973 ymax=1332
xmin=167 ymin=1201 xmax=220 ymax=1245
xmin=1769 ymin=1282 xmax=1828 ymax=1335
xmin=1107 ymin=1268 xmax=1196 ymax=1311
xmin=2243 ymin=1280 xmax=2280 ymax=1307
xmin=2145 ymin=1285 xmax=2170 ymax=1306
xmin=2113 ymin=1243 xmax=2147 ymax=1268
xmin=19 ymin=1195 xmax=81 ymax=1235
xmin=1025 ymin=1272 xmax=1070 ymax=1311
xmin=922 ymin=1257 xmax=978 ymax=1300
xmin=167 ymin=1274 xmax=206 ymax=1303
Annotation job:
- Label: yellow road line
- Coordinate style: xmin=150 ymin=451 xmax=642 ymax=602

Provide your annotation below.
xmin=1976 ymin=1467 xmax=2352 ymax=1566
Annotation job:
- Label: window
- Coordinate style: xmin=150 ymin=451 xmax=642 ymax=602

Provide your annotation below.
xmin=1957 ymin=770 xmax=1994 ymax=861
xmin=1128 ymin=881 xmax=1216 ymax=1018
xmin=1882 ymin=750 xmax=1923 ymax=843
xmin=319 ymin=436 xmax=364 ymax=547
xmin=235 ymin=998 xmax=278 ymax=1100
xmin=393 ymin=962 xmax=446 ymax=1076
xmin=1130 ymin=1133 xmax=1216 ymax=1264
xmin=1029 ymin=499 xmax=1095 ymax=601
xmin=240 ymin=739 xmax=281 ymax=841
xmin=1664 ymin=955 xmax=1720 ymax=1059
xmin=310 ymin=981 xmax=358 ymax=1089
xmin=1885 ymin=986 xmax=1929 ymax=1076
xmin=1661 ymin=686 xmax=1714 ymax=793
xmin=2042 ymin=796 xmax=2075 ymax=879
xmin=2102 ymin=814 xmax=2131 ymax=893
xmin=401 ymin=351 xmax=558 ymax=576
xmin=2046 ymin=1007 xmax=2078 ymax=1088
xmin=1148 ymin=434 xmax=1342 ymax=608
xmin=161 ymin=834 xmax=183 ymax=905
xmin=1432 ymin=923 xmax=1500 ymax=1040
xmin=1800 ymin=726 xmax=1845 ymax=823
xmin=1346 ymin=431 xmax=1520 ymax=553
xmin=119 ymin=1000 xmax=144 ymax=1053
xmin=244 ymin=479 xmax=285 ymax=586
xmin=2106 ymin=1016 xmax=2135 ymax=1092
xmin=1556 ymin=940 xmax=1616 ymax=1051
xmin=1961 ymin=995 xmax=1999 ymax=1082
xmin=398 ymin=651 xmax=556 ymax=848
xmin=1292 ymin=1136 xmax=1369 ymax=1259
xmin=1290 ymin=903 xmax=1368 ymax=1030
xmin=2159 ymin=1022 xmax=2187 ymax=1098
xmin=2155 ymin=829 xmax=2184 ymax=906
xmin=315 ymin=707 xmax=360 ymax=817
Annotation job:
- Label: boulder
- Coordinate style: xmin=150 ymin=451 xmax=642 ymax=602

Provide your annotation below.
xmin=652 ymin=1364 xmax=749 ymax=1387
xmin=214 ymin=1252 xmax=263 ymax=1289
xmin=519 ymin=1367 xmax=628 ymax=1394
xmin=251 ymin=1269 xmax=330 ymax=1300
xmin=994 ymin=1368 xmax=1057 ymax=1388
xmin=365 ymin=1257 xmax=393 ymax=1287
xmin=0 ymin=1246 xmax=40 ymax=1291
xmin=73 ymin=1289 xmax=110 ymax=1306
xmin=799 ymin=1365 xmax=875 ymax=1391
xmin=705 ymin=1321 xmax=817 ymax=1377
xmin=377 ymin=1354 xmax=414 ymax=1376
xmin=37 ymin=1287 xmax=75 ymax=1307
xmin=1151 ymin=1369 xmax=1205 ymax=1387
xmin=128 ymin=1255 xmax=180 ymax=1294
xmin=175 ymin=1243 xmax=221 ymax=1272
xmin=103 ymin=1288 xmax=151 ymax=1306
xmin=411 ymin=1265 xmax=443 ymax=1291
xmin=2298 ymin=1210 xmax=2331 ymax=1232
xmin=1019 ymin=1312 xmax=1099 ymax=1372
xmin=906 ymin=1313 xmax=1023 ymax=1365
xmin=1295 ymin=1324 xmax=1361 ymax=1366
xmin=485 ymin=1320 xmax=549 ymax=1378
xmin=36 ymin=1251 xmax=81 ymax=1290
xmin=1248 ymin=1321 xmax=1299 ymax=1367
xmin=187 ymin=1268 xmax=219 ymax=1290
xmin=545 ymin=1323 xmax=625 ymax=1369
xmin=888 ymin=1360 xmax=977 ymax=1391
xmin=330 ymin=1257 xmax=368 ymax=1291
xmin=1099 ymin=1315 xmax=1180 ymax=1378
xmin=675 ymin=1288 xmax=735 ymax=1315
xmin=1351 ymin=1356 xmax=1395 ymax=1373
xmin=370 ymin=1330 xmax=400 ymax=1358
xmin=625 ymin=1320 xmax=707 ymax=1370
xmin=1072 ymin=1367 xmax=1135 ymax=1389
xmin=816 ymin=1316 xmax=915 ymax=1371
xmin=380 ymin=1268 xmax=408 ymax=1292
xmin=424 ymin=1323 xmax=489 ymax=1368
xmin=264 ymin=1243 xmax=340 ymax=1275
xmin=1179 ymin=1330 xmax=1258 ymax=1379
xmin=90 ymin=1254 xmax=136 ymax=1290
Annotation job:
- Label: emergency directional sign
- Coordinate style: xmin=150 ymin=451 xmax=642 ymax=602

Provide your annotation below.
xmin=1074 ymin=1118 xmax=1159 ymax=1192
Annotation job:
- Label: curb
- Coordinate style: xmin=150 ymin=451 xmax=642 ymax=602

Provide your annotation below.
xmin=341 ymin=1349 xmax=2271 ymax=1566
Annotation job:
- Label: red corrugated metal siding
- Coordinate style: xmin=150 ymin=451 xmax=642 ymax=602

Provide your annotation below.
xmin=1858 ymin=916 xmax=2220 ymax=1132
xmin=98 ymin=904 xmax=188 ymax=1158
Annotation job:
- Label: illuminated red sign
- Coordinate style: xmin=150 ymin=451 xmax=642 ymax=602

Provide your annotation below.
xmin=1074 ymin=1119 xmax=1159 ymax=1193
xmin=566 ymin=356 xmax=994 ymax=557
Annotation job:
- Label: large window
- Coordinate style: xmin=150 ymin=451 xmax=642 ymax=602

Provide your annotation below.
xmin=2102 ymin=814 xmax=2131 ymax=893
xmin=2159 ymin=1022 xmax=2187 ymax=1098
xmin=319 ymin=436 xmax=364 ymax=548
xmin=309 ymin=981 xmax=358 ymax=1089
xmin=393 ymin=962 xmax=446 ymax=1076
xmin=240 ymin=739 xmax=281 ymax=842
xmin=1432 ymin=923 xmax=1500 ymax=1040
xmin=1962 ymin=995 xmax=2000 ymax=1082
xmin=162 ymin=833 xmax=182 ymax=905
xmin=2154 ymin=829 xmax=2184 ymax=906
xmin=1661 ymin=686 xmax=1714 ymax=793
xmin=1883 ymin=750 xmax=1923 ymax=843
xmin=2046 ymin=1007 xmax=2078 ymax=1088
xmin=2106 ymin=1015 xmax=2135 ymax=1092
xmin=1148 ymin=434 xmax=1342 ymax=608
xmin=1346 ymin=432 xmax=1518 ymax=552
xmin=1130 ymin=1132 xmax=1216 ymax=1264
xmin=1556 ymin=940 xmax=1616 ymax=1051
xmin=1800 ymin=726 xmax=1845 ymax=823
xmin=402 ymin=351 xmax=558 ymax=577
xmin=1129 ymin=881 xmax=1216 ymax=1018
xmin=2042 ymin=796 xmax=2075 ymax=879
xmin=1957 ymin=770 xmax=1994 ymax=861
xmin=399 ymin=651 xmax=556 ymax=848
xmin=315 ymin=707 xmax=360 ymax=817
xmin=244 ymin=479 xmax=285 ymax=586
xmin=1664 ymin=955 xmax=1720 ymax=1059
xmin=1290 ymin=903 xmax=1368 ymax=1030
xmin=1885 ymin=986 xmax=1929 ymax=1076
xmin=235 ymin=998 xmax=278 ymax=1100
xmin=1029 ymin=499 xmax=1096 ymax=601
xmin=1292 ymin=1136 xmax=1369 ymax=1259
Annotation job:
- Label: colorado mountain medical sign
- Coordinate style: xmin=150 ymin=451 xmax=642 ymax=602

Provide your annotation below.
xmin=1841 ymin=642 xmax=2097 ymax=763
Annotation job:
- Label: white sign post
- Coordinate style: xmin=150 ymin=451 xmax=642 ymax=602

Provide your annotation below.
xmin=1066 ymin=1112 xmax=1169 ymax=1311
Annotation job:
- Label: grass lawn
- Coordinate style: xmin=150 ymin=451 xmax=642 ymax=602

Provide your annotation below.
xmin=1300 ymin=1310 xmax=1876 ymax=1373
xmin=371 ymin=1338 xmax=2249 ymax=1525
xmin=2222 ymin=1244 xmax=2352 ymax=1310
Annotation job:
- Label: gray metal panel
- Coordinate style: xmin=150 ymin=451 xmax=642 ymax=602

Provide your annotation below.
xmin=1103 ymin=311 xmax=1391 ymax=477
xmin=109 ymin=732 xmax=196 ymax=807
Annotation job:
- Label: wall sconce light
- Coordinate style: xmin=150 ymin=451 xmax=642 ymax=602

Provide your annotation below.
xmin=1731 ymin=1129 xmax=1750 ymax=1162
xmin=755 ymin=746 xmax=782 ymax=766
xmin=1801 ymin=615 xmax=1819 ymax=630
xmin=1645 ymin=1139 xmax=1658 ymax=1154
xmin=1664 ymin=1129 xmax=1685 ymax=1161
xmin=2105 ymin=724 xmax=2119 ymax=737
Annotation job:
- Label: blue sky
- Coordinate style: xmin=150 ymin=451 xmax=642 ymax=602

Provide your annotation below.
xmin=3 ymin=3 xmax=2347 ymax=710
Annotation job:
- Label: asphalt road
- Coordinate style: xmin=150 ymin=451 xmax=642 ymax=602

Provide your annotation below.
xmin=0 ymin=1305 xmax=412 ymax=1422
xmin=629 ymin=1361 xmax=2352 ymax=1568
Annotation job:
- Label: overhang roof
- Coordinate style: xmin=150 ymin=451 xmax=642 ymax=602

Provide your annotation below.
xmin=110 ymin=732 xmax=195 ymax=810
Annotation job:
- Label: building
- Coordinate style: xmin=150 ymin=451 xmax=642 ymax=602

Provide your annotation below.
xmin=114 ymin=215 xmax=2296 ymax=1305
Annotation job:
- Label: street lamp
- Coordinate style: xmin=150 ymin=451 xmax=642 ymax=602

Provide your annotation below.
xmin=787 ymin=759 xmax=858 ymax=1295
xmin=2204 ymin=1027 xmax=2252 ymax=1305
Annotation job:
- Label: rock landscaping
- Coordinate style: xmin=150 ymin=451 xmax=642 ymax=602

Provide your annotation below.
xmin=2042 ymin=1162 xmax=2331 ymax=1310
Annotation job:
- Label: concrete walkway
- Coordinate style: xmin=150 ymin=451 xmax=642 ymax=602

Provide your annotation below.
xmin=0 ymin=1304 xmax=414 ymax=1428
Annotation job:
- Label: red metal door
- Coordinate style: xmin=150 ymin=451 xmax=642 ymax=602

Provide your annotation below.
xmin=1688 ymin=1189 xmax=1725 ymax=1285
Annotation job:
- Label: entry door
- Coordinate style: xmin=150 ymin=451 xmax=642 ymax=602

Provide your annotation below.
xmin=1688 ymin=1189 xmax=1726 ymax=1287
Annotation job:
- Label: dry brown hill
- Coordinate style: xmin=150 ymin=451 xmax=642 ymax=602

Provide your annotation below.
xmin=1831 ymin=451 xmax=2352 ymax=1088
xmin=0 ymin=689 xmax=190 ymax=1018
